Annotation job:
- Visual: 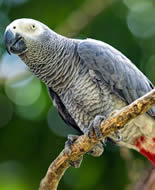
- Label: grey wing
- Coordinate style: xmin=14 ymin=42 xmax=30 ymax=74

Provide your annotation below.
xmin=47 ymin=87 xmax=83 ymax=134
xmin=77 ymin=39 xmax=155 ymax=117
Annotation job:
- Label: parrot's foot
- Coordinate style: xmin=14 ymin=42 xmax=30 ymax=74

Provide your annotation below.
xmin=69 ymin=156 xmax=83 ymax=168
xmin=64 ymin=135 xmax=79 ymax=155
xmin=83 ymin=115 xmax=105 ymax=157
xmin=85 ymin=115 xmax=105 ymax=140
xmin=87 ymin=141 xmax=104 ymax=157
xmin=64 ymin=135 xmax=83 ymax=168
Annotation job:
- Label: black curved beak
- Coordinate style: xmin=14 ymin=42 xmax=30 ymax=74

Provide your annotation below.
xmin=4 ymin=29 xmax=27 ymax=55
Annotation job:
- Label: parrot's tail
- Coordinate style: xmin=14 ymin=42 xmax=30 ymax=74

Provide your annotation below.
xmin=118 ymin=113 xmax=155 ymax=165
xmin=134 ymin=135 xmax=155 ymax=165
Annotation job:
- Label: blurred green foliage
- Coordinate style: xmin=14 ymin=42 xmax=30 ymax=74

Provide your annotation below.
xmin=0 ymin=0 xmax=155 ymax=189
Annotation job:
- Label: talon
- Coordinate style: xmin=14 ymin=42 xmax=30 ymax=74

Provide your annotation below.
xmin=85 ymin=115 xmax=105 ymax=140
xmin=64 ymin=135 xmax=83 ymax=168
xmin=87 ymin=142 xmax=104 ymax=157
xmin=115 ymin=130 xmax=122 ymax=142
xmin=68 ymin=156 xmax=83 ymax=168
xmin=64 ymin=134 xmax=79 ymax=155
xmin=104 ymin=137 xmax=116 ymax=144
xmin=101 ymin=139 xmax=107 ymax=146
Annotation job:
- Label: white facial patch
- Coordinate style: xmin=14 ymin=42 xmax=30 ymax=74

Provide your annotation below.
xmin=6 ymin=18 xmax=45 ymax=39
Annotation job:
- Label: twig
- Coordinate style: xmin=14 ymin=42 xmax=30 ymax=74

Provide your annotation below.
xmin=39 ymin=89 xmax=155 ymax=190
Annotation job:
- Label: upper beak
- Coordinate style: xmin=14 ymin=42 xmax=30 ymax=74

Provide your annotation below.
xmin=4 ymin=29 xmax=27 ymax=55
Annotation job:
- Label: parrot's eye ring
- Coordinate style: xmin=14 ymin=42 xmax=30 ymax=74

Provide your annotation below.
xmin=31 ymin=24 xmax=36 ymax=30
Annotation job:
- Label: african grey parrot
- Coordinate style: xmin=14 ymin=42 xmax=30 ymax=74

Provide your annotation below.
xmin=4 ymin=18 xmax=155 ymax=166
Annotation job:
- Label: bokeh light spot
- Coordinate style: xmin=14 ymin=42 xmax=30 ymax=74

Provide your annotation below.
xmin=0 ymin=53 xmax=28 ymax=79
xmin=5 ymin=75 xmax=42 ymax=106
xmin=15 ymin=89 xmax=47 ymax=121
xmin=123 ymin=0 xmax=152 ymax=12
xmin=127 ymin=2 xmax=155 ymax=38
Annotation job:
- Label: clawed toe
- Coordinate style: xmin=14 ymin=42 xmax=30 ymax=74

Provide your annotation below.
xmin=68 ymin=156 xmax=83 ymax=168
xmin=87 ymin=142 xmax=104 ymax=157
xmin=64 ymin=115 xmax=106 ymax=167
xmin=84 ymin=115 xmax=105 ymax=140
xmin=64 ymin=135 xmax=79 ymax=155
xmin=115 ymin=130 xmax=122 ymax=142
xmin=64 ymin=135 xmax=83 ymax=168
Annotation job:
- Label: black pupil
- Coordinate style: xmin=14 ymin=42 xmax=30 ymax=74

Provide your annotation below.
xmin=33 ymin=25 xmax=35 ymax=28
xmin=13 ymin=26 xmax=16 ymax=29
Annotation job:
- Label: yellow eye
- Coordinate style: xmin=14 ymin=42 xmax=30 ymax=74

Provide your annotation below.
xmin=31 ymin=24 xmax=36 ymax=30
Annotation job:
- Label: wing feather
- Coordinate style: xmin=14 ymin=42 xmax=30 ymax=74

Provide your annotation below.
xmin=77 ymin=39 xmax=155 ymax=117
xmin=47 ymin=87 xmax=83 ymax=134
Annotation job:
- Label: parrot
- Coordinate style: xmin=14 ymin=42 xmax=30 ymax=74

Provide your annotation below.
xmin=3 ymin=18 xmax=155 ymax=166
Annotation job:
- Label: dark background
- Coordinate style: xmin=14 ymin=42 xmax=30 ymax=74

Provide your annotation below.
xmin=0 ymin=0 xmax=155 ymax=189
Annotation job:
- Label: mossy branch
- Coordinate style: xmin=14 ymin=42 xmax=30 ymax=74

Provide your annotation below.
xmin=39 ymin=89 xmax=155 ymax=190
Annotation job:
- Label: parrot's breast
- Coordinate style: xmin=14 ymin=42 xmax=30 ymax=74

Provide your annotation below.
xmin=60 ymin=70 xmax=125 ymax=132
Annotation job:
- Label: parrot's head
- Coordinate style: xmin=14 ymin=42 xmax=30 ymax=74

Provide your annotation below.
xmin=4 ymin=18 xmax=57 ymax=63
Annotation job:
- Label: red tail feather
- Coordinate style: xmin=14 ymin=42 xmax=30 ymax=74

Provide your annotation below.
xmin=135 ymin=136 xmax=155 ymax=165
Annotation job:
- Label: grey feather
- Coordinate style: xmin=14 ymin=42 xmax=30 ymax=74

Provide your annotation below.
xmin=77 ymin=39 xmax=155 ymax=117
xmin=48 ymin=87 xmax=83 ymax=134
xmin=4 ymin=19 xmax=155 ymax=158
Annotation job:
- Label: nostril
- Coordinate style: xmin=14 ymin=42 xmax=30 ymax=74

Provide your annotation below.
xmin=13 ymin=26 xmax=16 ymax=29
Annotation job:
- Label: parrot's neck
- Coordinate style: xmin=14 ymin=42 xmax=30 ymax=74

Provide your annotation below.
xmin=20 ymin=37 xmax=82 ymax=95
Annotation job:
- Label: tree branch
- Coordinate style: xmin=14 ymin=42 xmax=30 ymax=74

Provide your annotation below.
xmin=39 ymin=89 xmax=155 ymax=190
